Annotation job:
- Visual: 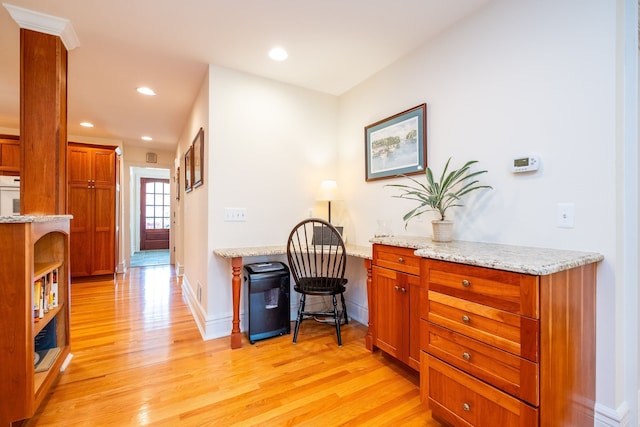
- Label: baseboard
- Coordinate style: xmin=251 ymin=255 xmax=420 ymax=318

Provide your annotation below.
xmin=346 ymin=300 xmax=368 ymax=325
xmin=175 ymin=262 xmax=184 ymax=276
xmin=595 ymin=401 xmax=631 ymax=427
xmin=181 ymin=277 xmax=243 ymax=341
xmin=115 ymin=262 xmax=126 ymax=274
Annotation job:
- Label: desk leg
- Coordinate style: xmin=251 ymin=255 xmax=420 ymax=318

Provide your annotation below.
xmin=364 ymin=259 xmax=373 ymax=351
xmin=231 ymin=257 xmax=243 ymax=349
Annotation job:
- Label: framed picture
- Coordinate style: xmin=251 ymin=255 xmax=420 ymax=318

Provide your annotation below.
xmin=192 ymin=127 xmax=204 ymax=188
xmin=175 ymin=167 xmax=180 ymax=201
xmin=184 ymin=147 xmax=193 ymax=193
xmin=364 ymin=103 xmax=427 ymax=181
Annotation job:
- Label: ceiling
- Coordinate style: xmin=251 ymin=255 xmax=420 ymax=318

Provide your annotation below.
xmin=0 ymin=0 xmax=493 ymax=152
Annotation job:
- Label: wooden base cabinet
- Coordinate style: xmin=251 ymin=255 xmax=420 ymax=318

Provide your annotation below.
xmin=68 ymin=143 xmax=116 ymax=277
xmin=371 ymin=245 xmax=421 ymax=371
xmin=421 ymin=259 xmax=597 ymax=427
xmin=0 ymin=217 xmax=71 ymax=426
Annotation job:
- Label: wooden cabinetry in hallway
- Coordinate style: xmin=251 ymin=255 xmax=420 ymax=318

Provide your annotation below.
xmin=68 ymin=143 xmax=117 ymax=277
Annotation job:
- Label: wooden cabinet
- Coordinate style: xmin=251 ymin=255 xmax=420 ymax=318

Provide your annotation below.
xmin=371 ymin=245 xmax=421 ymax=371
xmin=0 ymin=217 xmax=71 ymax=425
xmin=421 ymin=258 xmax=597 ymax=427
xmin=68 ymin=143 xmax=116 ymax=277
xmin=0 ymin=136 xmax=19 ymax=176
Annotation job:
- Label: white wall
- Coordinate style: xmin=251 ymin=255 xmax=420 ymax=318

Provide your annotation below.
xmin=205 ymin=65 xmax=339 ymax=336
xmin=175 ymin=0 xmax=638 ymax=425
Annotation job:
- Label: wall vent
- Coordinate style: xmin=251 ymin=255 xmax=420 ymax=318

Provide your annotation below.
xmin=146 ymin=152 xmax=157 ymax=163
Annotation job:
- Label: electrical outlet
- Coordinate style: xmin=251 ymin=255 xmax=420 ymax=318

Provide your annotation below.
xmin=224 ymin=207 xmax=247 ymax=222
xmin=557 ymin=203 xmax=575 ymax=228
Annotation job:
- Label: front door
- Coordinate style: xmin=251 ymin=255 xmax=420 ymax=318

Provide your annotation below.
xmin=140 ymin=178 xmax=170 ymax=250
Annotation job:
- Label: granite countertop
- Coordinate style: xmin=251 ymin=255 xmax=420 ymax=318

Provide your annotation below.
xmin=214 ymin=243 xmax=372 ymax=260
xmin=0 ymin=214 xmax=73 ymax=223
xmin=370 ymin=236 xmax=604 ymax=275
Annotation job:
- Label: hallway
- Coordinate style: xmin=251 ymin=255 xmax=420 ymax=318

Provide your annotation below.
xmin=130 ymin=249 xmax=170 ymax=267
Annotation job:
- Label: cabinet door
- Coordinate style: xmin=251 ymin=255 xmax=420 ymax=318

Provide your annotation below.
xmin=0 ymin=138 xmax=20 ymax=174
xmin=67 ymin=145 xmax=91 ymax=184
xmin=92 ymin=185 xmax=115 ymax=275
xmin=91 ymin=149 xmax=115 ymax=275
xmin=92 ymin=149 xmax=115 ymax=186
xmin=68 ymin=184 xmax=93 ymax=277
xmin=372 ymin=266 xmax=405 ymax=359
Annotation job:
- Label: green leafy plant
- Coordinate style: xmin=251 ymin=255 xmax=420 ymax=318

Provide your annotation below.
xmin=387 ymin=157 xmax=492 ymax=226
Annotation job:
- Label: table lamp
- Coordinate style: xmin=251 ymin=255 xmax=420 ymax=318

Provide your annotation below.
xmin=317 ymin=180 xmax=339 ymax=223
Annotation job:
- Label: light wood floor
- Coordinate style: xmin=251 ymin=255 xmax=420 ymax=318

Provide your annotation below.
xmin=25 ymin=265 xmax=442 ymax=426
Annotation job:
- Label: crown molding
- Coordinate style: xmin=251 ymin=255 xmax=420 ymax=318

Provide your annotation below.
xmin=3 ymin=3 xmax=80 ymax=50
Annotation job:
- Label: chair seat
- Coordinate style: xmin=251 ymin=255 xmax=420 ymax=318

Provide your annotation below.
xmin=294 ymin=277 xmax=348 ymax=296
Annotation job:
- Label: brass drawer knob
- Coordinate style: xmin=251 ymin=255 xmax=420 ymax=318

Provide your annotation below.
xmin=398 ymin=257 xmax=404 ymax=263
xmin=462 ymin=279 xmax=470 ymax=287
xmin=462 ymin=315 xmax=471 ymax=323
xmin=462 ymin=352 xmax=471 ymax=361
xmin=463 ymin=403 xmax=471 ymax=412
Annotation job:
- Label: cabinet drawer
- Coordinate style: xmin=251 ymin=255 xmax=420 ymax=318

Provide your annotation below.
xmin=426 ymin=291 xmax=539 ymax=362
xmin=424 ymin=354 xmax=539 ymax=427
xmin=422 ymin=321 xmax=538 ymax=406
xmin=423 ymin=259 xmax=539 ymax=318
xmin=373 ymin=245 xmax=420 ymax=275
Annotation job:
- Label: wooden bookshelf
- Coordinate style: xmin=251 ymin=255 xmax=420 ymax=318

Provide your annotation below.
xmin=0 ymin=216 xmax=71 ymax=426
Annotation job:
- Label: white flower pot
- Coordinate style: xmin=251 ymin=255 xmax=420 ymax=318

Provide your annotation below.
xmin=432 ymin=220 xmax=454 ymax=242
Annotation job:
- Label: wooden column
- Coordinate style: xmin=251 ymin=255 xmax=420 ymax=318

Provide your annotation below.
xmin=20 ymin=29 xmax=68 ymax=215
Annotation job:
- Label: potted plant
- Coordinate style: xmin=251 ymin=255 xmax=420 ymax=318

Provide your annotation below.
xmin=386 ymin=157 xmax=492 ymax=242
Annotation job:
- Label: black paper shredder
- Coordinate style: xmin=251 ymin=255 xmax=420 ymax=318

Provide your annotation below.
xmin=244 ymin=262 xmax=291 ymax=344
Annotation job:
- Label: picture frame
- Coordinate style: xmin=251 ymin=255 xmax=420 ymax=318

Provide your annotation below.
xmin=175 ymin=166 xmax=180 ymax=201
xmin=192 ymin=127 xmax=204 ymax=188
xmin=364 ymin=103 xmax=427 ymax=182
xmin=184 ymin=147 xmax=193 ymax=193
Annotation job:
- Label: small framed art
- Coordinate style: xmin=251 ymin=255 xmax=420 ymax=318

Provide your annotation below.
xmin=364 ymin=104 xmax=427 ymax=181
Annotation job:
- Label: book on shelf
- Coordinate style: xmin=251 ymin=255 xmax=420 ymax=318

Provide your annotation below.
xmin=34 ymin=347 xmax=60 ymax=373
xmin=51 ymin=268 xmax=59 ymax=308
xmin=33 ymin=279 xmax=42 ymax=321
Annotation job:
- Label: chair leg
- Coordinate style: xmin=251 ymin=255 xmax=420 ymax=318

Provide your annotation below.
xmin=333 ymin=295 xmax=342 ymax=346
xmin=293 ymin=294 xmax=306 ymax=343
xmin=340 ymin=293 xmax=348 ymax=325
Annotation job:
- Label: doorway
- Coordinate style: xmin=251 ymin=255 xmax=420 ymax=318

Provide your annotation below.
xmin=129 ymin=166 xmax=172 ymax=268
xmin=140 ymin=177 xmax=170 ymax=250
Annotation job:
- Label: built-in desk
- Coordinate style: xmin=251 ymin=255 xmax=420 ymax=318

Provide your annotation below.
xmin=214 ymin=244 xmax=372 ymax=349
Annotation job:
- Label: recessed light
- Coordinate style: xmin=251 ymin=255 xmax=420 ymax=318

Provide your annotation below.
xmin=80 ymin=122 xmax=94 ymax=128
xmin=141 ymin=136 xmax=153 ymax=141
xmin=137 ymin=87 xmax=156 ymax=96
xmin=268 ymin=47 xmax=288 ymax=61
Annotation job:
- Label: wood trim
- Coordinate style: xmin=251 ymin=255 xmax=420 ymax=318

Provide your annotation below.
xmin=20 ymin=29 xmax=67 ymax=215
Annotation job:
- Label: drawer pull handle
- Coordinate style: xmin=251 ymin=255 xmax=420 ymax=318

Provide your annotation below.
xmin=462 ymin=279 xmax=470 ymax=287
xmin=462 ymin=315 xmax=471 ymax=323
xmin=398 ymin=257 xmax=404 ymax=263
xmin=463 ymin=403 xmax=471 ymax=412
xmin=462 ymin=352 xmax=471 ymax=361
xmin=400 ymin=287 xmax=406 ymax=294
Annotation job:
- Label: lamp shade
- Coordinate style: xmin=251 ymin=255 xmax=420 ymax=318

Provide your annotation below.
xmin=317 ymin=180 xmax=340 ymax=201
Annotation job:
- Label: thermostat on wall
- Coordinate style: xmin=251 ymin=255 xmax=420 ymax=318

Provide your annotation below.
xmin=511 ymin=155 xmax=540 ymax=173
